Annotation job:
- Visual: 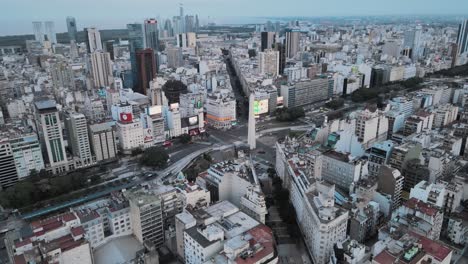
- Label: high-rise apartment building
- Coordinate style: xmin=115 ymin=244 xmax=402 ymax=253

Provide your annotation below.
xmin=65 ymin=112 xmax=93 ymax=167
xmin=85 ymin=27 xmax=102 ymax=53
xmin=285 ymin=29 xmax=300 ymax=58
xmin=456 ymin=19 xmax=468 ymax=55
xmin=280 ymin=78 xmax=330 ymax=108
xmin=135 ymin=49 xmax=157 ymax=95
xmin=258 ymin=49 xmax=279 ymax=76
xmin=32 ymin=21 xmax=44 ymax=43
xmin=35 ymin=100 xmax=69 ymax=174
xmin=261 ymin=32 xmax=276 ymax=51
xmin=0 ymin=139 xmax=18 ymax=189
xmin=90 ymin=50 xmax=113 ymax=88
xmin=44 ymin=21 xmax=57 ymax=44
xmin=89 ymin=122 xmax=118 ymax=162
xmin=10 ymin=134 xmax=45 ymax=179
xmin=125 ymin=189 xmax=165 ymax=248
xmin=66 ymin=17 xmax=78 ymax=41
xmin=167 ymin=47 xmax=183 ymax=68
xmin=404 ymin=25 xmax=422 ymax=61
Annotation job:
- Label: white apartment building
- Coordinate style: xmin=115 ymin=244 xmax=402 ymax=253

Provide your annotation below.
xmin=258 ymin=49 xmax=279 ymax=77
xmin=10 ymin=133 xmax=45 ymax=179
xmin=86 ymin=27 xmax=102 ymax=53
xmin=322 ymin=151 xmax=368 ymax=191
xmin=276 ymin=137 xmax=348 ymax=264
xmin=165 ymin=105 xmax=182 ymax=138
xmin=116 ymin=115 xmax=144 ymax=153
xmin=240 ymin=185 xmax=268 ymax=224
xmin=409 ymin=181 xmax=446 ymax=208
xmin=0 ymin=138 xmax=18 ymax=189
xmin=205 ymin=93 xmax=237 ymax=130
xmin=176 ymin=182 xmax=211 ymax=208
xmin=35 ymin=100 xmax=69 ymax=174
xmin=433 ymin=104 xmax=458 ymax=128
xmin=447 ymin=217 xmax=468 ymax=245
xmin=125 ymin=189 xmax=165 ymax=248
xmin=90 ymin=50 xmax=113 ymax=88
xmin=65 ymin=112 xmax=93 ymax=168
xmin=354 ymin=109 xmax=389 ymax=148
xmin=89 ymin=122 xmax=118 ymax=162
xmin=391 ymin=198 xmax=444 ymax=240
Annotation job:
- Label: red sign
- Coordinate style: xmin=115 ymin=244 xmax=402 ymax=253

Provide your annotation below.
xmin=120 ymin=113 xmax=133 ymax=123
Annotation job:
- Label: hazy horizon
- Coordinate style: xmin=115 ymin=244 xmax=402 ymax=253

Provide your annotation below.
xmin=1 ymin=0 xmax=467 ymax=36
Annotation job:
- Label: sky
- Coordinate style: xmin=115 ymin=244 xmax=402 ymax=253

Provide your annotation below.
xmin=0 ymin=0 xmax=467 ymax=36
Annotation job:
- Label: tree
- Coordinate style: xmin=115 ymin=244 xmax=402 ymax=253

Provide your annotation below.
xmin=131 ymin=148 xmax=143 ymax=156
xmin=325 ymin=98 xmax=345 ymax=110
xmin=179 ymin=134 xmax=192 ymax=144
xmin=276 ymin=107 xmax=305 ymax=122
xmin=140 ymin=147 xmax=169 ymax=168
xmin=203 ymin=153 xmax=212 ymax=162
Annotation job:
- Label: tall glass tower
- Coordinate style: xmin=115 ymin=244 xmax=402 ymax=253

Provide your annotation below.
xmin=127 ymin=23 xmax=145 ymax=90
xmin=66 ymin=16 xmax=78 ymax=42
xmin=144 ymin=19 xmax=159 ymax=52
xmin=45 ymin=21 xmax=57 ymax=44
xmin=32 ymin=21 xmax=44 ymax=43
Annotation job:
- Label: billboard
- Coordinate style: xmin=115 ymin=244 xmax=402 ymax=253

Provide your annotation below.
xmin=253 ymin=99 xmax=269 ymax=115
xmin=144 ymin=128 xmax=153 ymax=143
xmin=188 ymin=116 xmax=198 ymax=126
xmin=147 ymin=105 xmax=162 ymax=115
xmin=120 ymin=113 xmax=133 ymax=123
xmin=277 ymin=96 xmax=284 ymax=106
xmin=170 ymin=103 xmax=179 ymax=110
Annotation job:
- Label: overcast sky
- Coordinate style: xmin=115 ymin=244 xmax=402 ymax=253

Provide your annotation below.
xmin=1 ymin=0 xmax=467 ymax=35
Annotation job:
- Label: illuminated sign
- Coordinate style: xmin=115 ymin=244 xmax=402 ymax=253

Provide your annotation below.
xmin=120 ymin=113 xmax=133 ymax=122
xmin=144 ymin=128 xmax=153 ymax=142
xmin=253 ymin=99 xmax=269 ymax=115
xmin=147 ymin=105 xmax=162 ymax=115
xmin=188 ymin=116 xmax=198 ymax=126
xmin=170 ymin=103 xmax=179 ymax=110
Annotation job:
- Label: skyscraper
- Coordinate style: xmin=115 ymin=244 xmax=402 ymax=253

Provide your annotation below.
xmin=167 ymin=47 xmax=183 ymax=69
xmin=105 ymin=40 xmax=115 ymax=60
xmin=90 ymin=50 xmax=113 ymax=88
xmin=274 ymin=42 xmax=286 ymax=75
xmin=285 ymin=29 xmax=300 ymax=58
xmin=127 ymin=23 xmax=145 ymax=90
xmin=248 ymin=93 xmax=256 ymax=150
xmin=179 ymin=3 xmax=185 ymax=33
xmin=32 ymin=21 xmax=44 ymax=43
xmin=195 ymin=15 xmax=200 ymax=32
xmin=404 ymin=25 xmax=422 ymax=61
xmin=85 ymin=27 xmax=103 ymax=53
xmin=44 ymin=21 xmax=57 ymax=44
xmin=135 ymin=49 xmax=157 ymax=95
xmin=35 ymin=100 xmax=69 ymax=174
xmin=457 ymin=19 xmax=468 ymax=55
xmin=261 ymin=32 xmax=276 ymax=51
xmin=144 ymin=19 xmax=160 ymax=53
xmin=185 ymin=15 xmax=195 ymax=32
xmin=164 ymin=19 xmax=174 ymax=37
xmin=66 ymin=16 xmax=78 ymax=42
xmin=258 ymin=49 xmax=279 ymax=76
xmin=65 ymin=112 xmax=93 ymax=167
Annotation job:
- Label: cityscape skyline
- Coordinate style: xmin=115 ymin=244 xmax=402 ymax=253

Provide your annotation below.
xmin=0 ymin=0 xmax=467 ymax=35
xmin=1 ymin=1 xmax=468 ymax=263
